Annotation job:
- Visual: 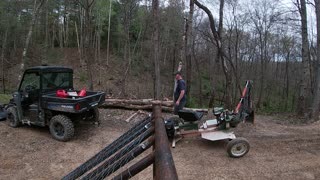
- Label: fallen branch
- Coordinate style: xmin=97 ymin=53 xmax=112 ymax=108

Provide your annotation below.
xmin=125 ymin=111 xmax=139 ymax=122
xmin=125 ymin=110 xmax=148 ymax=122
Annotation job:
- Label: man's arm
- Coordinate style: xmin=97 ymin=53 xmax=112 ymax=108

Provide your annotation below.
xmin=175 ymin=90 xmax=185 ymax=105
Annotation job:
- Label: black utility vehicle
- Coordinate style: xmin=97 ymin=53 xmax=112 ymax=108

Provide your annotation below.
xmin=3 ymin=66 xmax=105 ymax=141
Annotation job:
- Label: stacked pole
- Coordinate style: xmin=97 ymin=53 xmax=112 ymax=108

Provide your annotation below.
xmin=63 ymin=103 xmax=178 ymax=180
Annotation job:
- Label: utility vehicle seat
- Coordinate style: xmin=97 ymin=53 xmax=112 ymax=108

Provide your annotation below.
xmin=178 ymin=110 xmax=204 ymax=122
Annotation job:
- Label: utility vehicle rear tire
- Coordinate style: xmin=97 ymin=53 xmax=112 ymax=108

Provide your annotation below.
xmin=49 ymin=115 xmax=74 ymax=141
xmin=87 ymin=107 xmax=100 ymax=123
xmin=227 ymin=138 xmax=250 ymax=158
xmin=7 ymin=107 xmax=21 ymax=128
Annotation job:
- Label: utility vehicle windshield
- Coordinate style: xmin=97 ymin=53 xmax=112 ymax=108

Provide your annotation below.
xmin=19 ymin=72 xmax=40 ymax=91
xmin=42 ymin=72 xmax=73 ymax=90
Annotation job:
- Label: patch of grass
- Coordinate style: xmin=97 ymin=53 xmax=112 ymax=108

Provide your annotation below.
xmin=0 ymin=94 xmax=11 ymax=104
xmin=258 ymin=89 xmax=296 ymax=114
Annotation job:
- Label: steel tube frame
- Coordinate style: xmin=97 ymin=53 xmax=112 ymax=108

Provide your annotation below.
xmin=82 ymin=127 xmax=154 ymax=179
xmin=112 ymin=152 xmax=155 ymax=180
xmin=86 ymin=136 xmax=155 ymax=180
xmin=63 ymin=104 xmax=179 ymax=180
xmin=63 ymin=116 xmax=152 ymax=180
xmin=153 ymin=104 xmax=178 ymax=180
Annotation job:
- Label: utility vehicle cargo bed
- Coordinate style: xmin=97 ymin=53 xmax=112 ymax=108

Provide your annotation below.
xmin=42 ymin=91 xmax=105 ymax=113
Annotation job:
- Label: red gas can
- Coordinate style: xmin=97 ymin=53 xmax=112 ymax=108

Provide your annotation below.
xmin=78 ymin=88 xmax=86 ymax=97
xmin=56 ymin=89 xmax=68 ymax=98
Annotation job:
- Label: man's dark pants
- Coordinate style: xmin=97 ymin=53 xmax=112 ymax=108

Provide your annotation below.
xmin=174 ymin=99 xmax=186 ymax=115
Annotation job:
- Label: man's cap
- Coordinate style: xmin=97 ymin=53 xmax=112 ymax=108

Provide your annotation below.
xmin=174 ymin=71 xmax=182 ymax=75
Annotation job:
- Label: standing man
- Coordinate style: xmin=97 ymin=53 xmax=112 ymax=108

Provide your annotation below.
xmin=174 ymin=71 xmax=186 ymax=114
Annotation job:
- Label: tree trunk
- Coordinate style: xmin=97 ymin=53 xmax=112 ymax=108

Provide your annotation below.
xmin=1 ymin=28 xmax=8 ymax=94
xmin=185 ymin=0 xmax=194 ymax=100
xmin=208 ymin=46 xmax=216 ymax=108
xmin=64 ymin=1 xmax=69 ymax=47
xmin=52 ymin=20 xmax=55 ymax=48
xmin=256 ymin=34 xmax=265 ymax=109
xmin=80 ymin=0 xmax=96 ymax=91
xmin=193 ymin=41 xmax=202 ymax=107
xmin=97 ymin=14 xmax=102 ymax=85
xmin=105 ymin=98 xmax=173 ymax=106
xmin=20 ymin=0 xmax=45 ymax=79
xmin=43 ymin=0 xmax=49 ymax=65
xmin=311 ymin=0 xmax=320 ymax=121
xmin=101 ymin=98 xmax=208 ymax=112
xmin=106 ymin=0 xmax=112 ymax=66
xmin=120 ymin=1 xmax=135 ymax=97
xmin=194 ymin=0 xmax=233 ymax=109
xmin=297 ymin=0 xmax=311 ymax=116
xmin=284 ymin=51 xmax=290 ymax=111
xmin=58 ymin=3 xmax=63 ymax=48
xmin=217 ymin=0 xmax=232 ymax=109
xmin=121 ymin=21 xmax=131 ymax=97
xmin=75 ymin=21 xmax=82 ymax=65
xmin=85 ymin=8 xmax=94 ymax=91
xmin=152 ymin=0 xmax=161 ymax=99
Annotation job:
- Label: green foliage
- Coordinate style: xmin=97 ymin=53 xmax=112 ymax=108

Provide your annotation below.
xmin=186 ymin=96 xmax=198 ymax=108
xmin=100 ymin=1 xmax=124 ymax=51
xmin=0 ymin=94 xmax=11 ymax=104
xmin=94 ymin=0 xmax=114 ymax=23
xmin=258 ymin=89 xmax=296 ymax=113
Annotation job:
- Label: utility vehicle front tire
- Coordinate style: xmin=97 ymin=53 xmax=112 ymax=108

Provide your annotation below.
xmin=227 ymin=138 xmax=250 ymax=158
xmin=7 ymin=106 xmax=21 ymax=128
xmin=49 ymin=115 xmax=74 ymax=141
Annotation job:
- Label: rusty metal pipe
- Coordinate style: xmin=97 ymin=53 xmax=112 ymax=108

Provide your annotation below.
xmin=86 ymin=136 xmax=155 ymax=180
xmin=63 ymin=116 xmax=152 ymax=180
xmin=82 ymin=127 xmax=154 ymax=179
xmin=112 ymin=152 xmax=155 ymax=180
xmin=153 ymin=104 xmax=178 ymax=180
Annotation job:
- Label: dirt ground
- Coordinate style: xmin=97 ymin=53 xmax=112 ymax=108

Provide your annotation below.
xmin=1 ymin=109 xmax=320 ymax=180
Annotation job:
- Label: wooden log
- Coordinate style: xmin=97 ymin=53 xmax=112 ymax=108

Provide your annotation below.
xmin=100 ymin=103 xmax=174 ymax=112
xmin=101 ymin=98 xmax=211 ymax=113
xmin=104 ymin=98 xmax=174 ymax=107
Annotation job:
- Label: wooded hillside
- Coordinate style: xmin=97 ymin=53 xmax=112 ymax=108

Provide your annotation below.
xmin=1 ymin=0 xmax=320 ymax=120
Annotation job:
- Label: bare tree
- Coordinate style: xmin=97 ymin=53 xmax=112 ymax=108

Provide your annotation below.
xmin=20 ymin=0 xmax=45 ymax=79
xmin=78 ymin=0 xmax=96 ymax=90
xmin=296 ymin=0 xmax=312 ymax=116
xmin=106 ymin=0 xmax=112 ymax=66
xmin=312 ymin=0 xmax=320 ymax=120
xmin=185 ymin=0 xmax=194 ymax=99
xmin=119 ymin=0 xmax=139 ymax=96
xmin=248 ymin=0 xmax=281 ymax=109
xmin=1 ymin=28 xmax=8 ymax=93
xmin=152 ymin=0 xmax=161 ymax=99
xmin=194 ymin=0 xmax=234 ymax=108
